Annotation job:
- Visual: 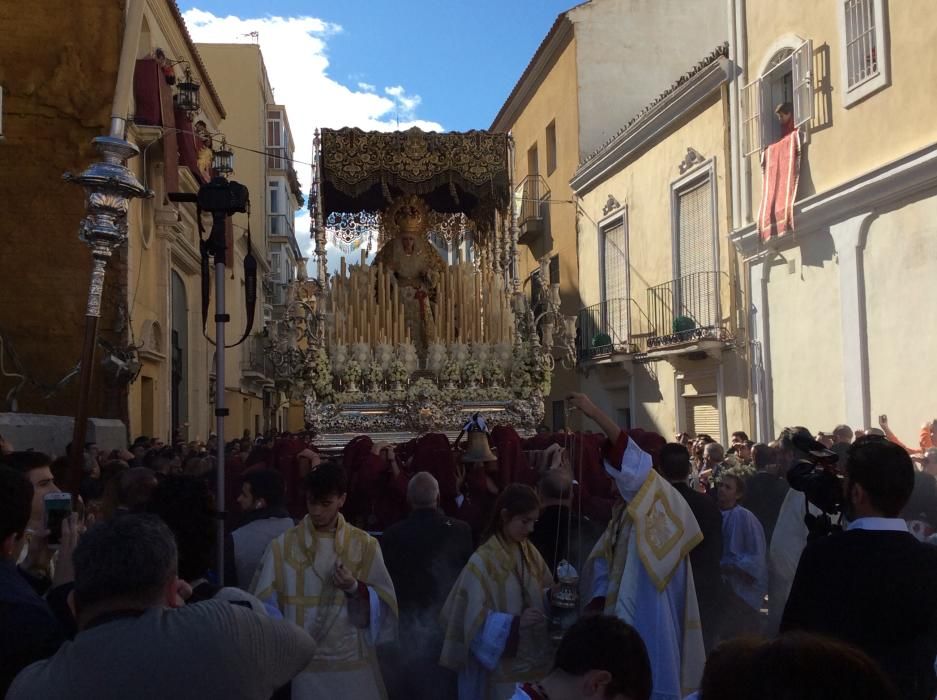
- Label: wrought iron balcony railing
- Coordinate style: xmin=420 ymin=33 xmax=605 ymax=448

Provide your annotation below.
xmin=513 ymin=175 xmax=550 ymax=243
xmin=577 ymin=298 xmax=651 ymax=361
xmin=645 ymin=271 xmax=729 ymax=350
xmin=240 ymin=334 xmax=270 ymax=379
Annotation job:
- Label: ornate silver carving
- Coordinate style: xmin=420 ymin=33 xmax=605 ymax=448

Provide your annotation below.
xmin=64 ymin=135 xmax=152 ymax=317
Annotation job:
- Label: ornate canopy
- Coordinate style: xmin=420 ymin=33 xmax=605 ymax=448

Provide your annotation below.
xmin=318 ymin=127 xmax=511 ymax=229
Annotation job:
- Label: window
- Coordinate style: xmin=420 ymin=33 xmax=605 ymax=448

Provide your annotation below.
xmin=742 ymin=40 xmax=814 ymax=156
xmin=270 ymin=251 xmax=282 ymax=282
xmin=268 ymin=180 xmax=281 ymax=214
xmin=838 ymin=0 xmax=889 ymax=106
xmin=266 ymin=110 xmax=284 ymax=168
xmin=545 ymin=121 xmax=557 ymax=176
xmin=527 ymin=143 xmax=539 ymax=177
xmin=675 ymin=176 xmax=715 ymax=280
xmin=600 ymin=216 xmax=627 ymax=304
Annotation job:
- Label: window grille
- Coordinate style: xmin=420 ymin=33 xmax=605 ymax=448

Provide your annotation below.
xmin=844 ymin=0 xmax=878 ymax=88
xmin=601 ymin=218 xmax=627 ymax=304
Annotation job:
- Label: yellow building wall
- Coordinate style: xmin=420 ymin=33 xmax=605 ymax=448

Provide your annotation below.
xmin=505 ymin=36 xmax=582 ymax=428
xmin=744 ymin=1 xmax=937 ymax=204
xmin=763 ymin=237 xmax=845 ymax=436
xmin=577 ymin=93 xmax=749 ymax=440
xmin=863 ymin=194 xmax=937 ymax=442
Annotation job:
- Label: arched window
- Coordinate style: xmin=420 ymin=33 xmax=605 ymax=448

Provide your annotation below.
xmin=742 ymin=39 xmax=814 ymax=156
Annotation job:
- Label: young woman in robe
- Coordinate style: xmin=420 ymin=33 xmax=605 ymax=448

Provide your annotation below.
xmin=441 ymin=484 xmax=555 ymax=700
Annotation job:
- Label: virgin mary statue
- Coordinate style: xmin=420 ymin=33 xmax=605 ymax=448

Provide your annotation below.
xmin=373 ymin=195 xmax=446 ymax=350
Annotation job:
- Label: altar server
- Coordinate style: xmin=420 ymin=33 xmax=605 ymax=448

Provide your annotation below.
xmin=440 ymin=484 xmax=555 ymax=700
xmin=252 ymin=461 xmax=397 ymax=700
xmin=569 ymin=393 xmax=706 ymax=700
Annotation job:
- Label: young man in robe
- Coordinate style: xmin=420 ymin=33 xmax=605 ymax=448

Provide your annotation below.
xmin=568 ymin=393 xmax=705 ymax=700
xmin=252 ymin=461 xmax=397 ymax=700
xmin=715 ymin=472 xmax=767 ymax=638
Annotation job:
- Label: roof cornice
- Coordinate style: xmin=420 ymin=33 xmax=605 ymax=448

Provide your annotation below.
xmin=571 ymin=48 xmax=730 ymax=194
xmin=489 ymin=14 xmax=574 ymax=132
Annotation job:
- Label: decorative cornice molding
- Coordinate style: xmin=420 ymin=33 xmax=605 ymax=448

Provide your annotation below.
xmin=731 ymin=141 xmax=937 ymax=259
xmin=571 ymin=53 xmax=730 ymax=194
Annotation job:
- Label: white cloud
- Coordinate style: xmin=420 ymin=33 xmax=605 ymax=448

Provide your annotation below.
xmin=182 ymin=8 xmax=444 ymax=276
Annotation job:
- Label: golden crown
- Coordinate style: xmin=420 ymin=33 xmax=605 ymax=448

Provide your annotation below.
xmin=388 ymin=195 xmax=430 ymax=236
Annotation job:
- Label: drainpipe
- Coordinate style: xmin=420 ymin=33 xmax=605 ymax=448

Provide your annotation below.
xmin=735 ymin=0 xmax=751 ymax=223
xmin=110 ymin=0 xmax=146 ymax=139
xmin=727 ymin=0 xmax=741 ymax=228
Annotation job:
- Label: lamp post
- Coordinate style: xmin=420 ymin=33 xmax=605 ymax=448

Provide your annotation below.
xmin=63 ymin=136 xmax=152 ymax=496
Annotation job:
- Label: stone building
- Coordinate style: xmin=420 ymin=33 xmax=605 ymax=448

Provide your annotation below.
xmin=491 ymin=0 xmax=727 ymax=430
xmin=727 ymin=0 xmax=937 ymax=442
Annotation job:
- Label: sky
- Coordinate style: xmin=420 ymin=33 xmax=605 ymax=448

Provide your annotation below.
xmin=179 ymin=0 xmax=574 ymax=271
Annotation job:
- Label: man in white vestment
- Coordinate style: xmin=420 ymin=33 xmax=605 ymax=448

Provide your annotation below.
xmin=253 ymin=461 xmax=398 ymax=700
xmin=568 ymin=394 xmax=705 ymax=700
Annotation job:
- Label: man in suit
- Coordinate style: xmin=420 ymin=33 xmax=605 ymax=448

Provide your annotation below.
xmin=657 ymin=443 xmax=724 ymax=652
xmin=743 ymin=443 xmax=789 ymax=544
xmin=379 ymin=471 xmax=473 ymax=700
xmin=782 ymin=436 xmax=937 ymax=700
xmin=530 ymin=469 xmax=602 ymax=579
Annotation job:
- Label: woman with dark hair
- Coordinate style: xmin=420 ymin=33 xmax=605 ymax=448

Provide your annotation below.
xmin=441 ymin=484 xmax=555 ymax=700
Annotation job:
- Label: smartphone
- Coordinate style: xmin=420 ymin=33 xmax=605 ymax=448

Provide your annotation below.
xmin=44 ymin=492 xmax=72 ymax=547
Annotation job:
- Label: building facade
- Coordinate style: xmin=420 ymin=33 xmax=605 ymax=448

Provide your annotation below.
xmin=197 ymin=44 xmax=304 ymax=436
xmin=491 ymin=0 xmax=727 ymax=430
xmin=0 ymin=0 xmax=232 ymax=447
xmin=571 ymin=46 xmax=749 ymax=444
xmin=728 ymin=0 xmax=937 ymax=442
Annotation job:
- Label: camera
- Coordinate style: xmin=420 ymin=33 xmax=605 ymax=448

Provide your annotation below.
xmin=197 ymin=177 xmax=249 ymax=214
xmin=786 ymin=432 xmax=844 ymax=539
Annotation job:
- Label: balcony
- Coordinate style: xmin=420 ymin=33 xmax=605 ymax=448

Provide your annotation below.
xmin=577 ymin=298 xmax=651 ymax=365
xmin=514 ymin=175 xmax=550 ymax=245
xmin=268 ymin=213 xmax=294 ymax=238
xmin=645 ymin=272 xmax=729 ymax=354
xmin=240 ymin=334 xmax=270 ymax=381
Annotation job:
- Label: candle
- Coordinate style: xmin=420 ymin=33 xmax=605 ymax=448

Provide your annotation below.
xmin=340 ymin=256 xmax=347 ymax=280
xmin=360 ymin=249 xmax=366 ymax=267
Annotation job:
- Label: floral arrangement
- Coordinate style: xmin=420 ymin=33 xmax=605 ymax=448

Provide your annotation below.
xmin=442 ymin=358 xmax=462 ymax=387
xmin=462 ymin=357 xmax=483 ymax=387
xmin=486 ymin=364 xmax=504 ymax=388
xmin=364 ymin=363 xmax=384 ymax=392
xmin=343 ymin=359 xmax=362 ymax=390
xmin=408 ymin=377 xmax=441 ymax=402
xmin=309 ymin=346 xmax=335 ymax=403
xmin=388 ymin=358 xmax=410 ymax=386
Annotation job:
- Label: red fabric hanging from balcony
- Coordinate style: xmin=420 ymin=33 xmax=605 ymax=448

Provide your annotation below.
xmin=134 ymin=58 xmax=179 ymax=194
xmin=757 ymin=128 xmax=801 ymax=241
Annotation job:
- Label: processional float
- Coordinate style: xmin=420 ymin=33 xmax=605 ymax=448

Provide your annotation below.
xmin=272 ymin=127 xmax=575 ymax=446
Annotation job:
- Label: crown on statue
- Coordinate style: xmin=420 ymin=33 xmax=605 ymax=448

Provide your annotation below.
xmin=388 ymin=194 xmax=430 ymax=237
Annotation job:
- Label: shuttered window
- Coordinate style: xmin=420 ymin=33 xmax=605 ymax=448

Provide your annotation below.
xmin=676 ymin=178 xmax=715 ymax=279
xmin=686 ymin=396 xmax=720 ymax=438
xmin=601 ymin=218 xmax=627 ymax=303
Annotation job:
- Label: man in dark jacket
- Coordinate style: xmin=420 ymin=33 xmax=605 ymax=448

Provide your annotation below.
xmin=658 ymin=443 xmax=724 ymax=651
xmin=530 ymin=468 xmax=602 ymax=578
xmin=782 ymin=437 xmax=937 ymax=700
xmin=743 ymin=443 xmax=790 ymax=543
xmin=379 ymin=471 xmax=473 ymax=700
xmin=0 ymin=467 xmax=64 ymax=695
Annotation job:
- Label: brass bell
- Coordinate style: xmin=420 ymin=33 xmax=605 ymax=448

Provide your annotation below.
xmin=461 ymin=430 xmax=497 ymax=463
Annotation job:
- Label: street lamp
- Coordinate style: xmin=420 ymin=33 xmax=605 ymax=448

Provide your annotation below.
xmin=175 ymin=64 xmax=201 ymax=116
xmin=63 ymin=135 xmax=152 ymax=495
xmin=212 ymin=138 xmax=234 ymax=176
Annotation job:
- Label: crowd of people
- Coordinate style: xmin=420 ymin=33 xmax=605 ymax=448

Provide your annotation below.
xmin=2 ymin=405 xmax=937 ymax=699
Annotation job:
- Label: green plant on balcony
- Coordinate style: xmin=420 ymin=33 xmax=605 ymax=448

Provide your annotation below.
xmin=592 ymin=332 xmax=612 ymax=348
xmin=673 ymin=315 xmax=697 ymax=334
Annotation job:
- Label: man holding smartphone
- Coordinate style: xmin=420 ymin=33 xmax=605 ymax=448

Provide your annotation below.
xmin=0 ymin=467 xmax=65 ymax=696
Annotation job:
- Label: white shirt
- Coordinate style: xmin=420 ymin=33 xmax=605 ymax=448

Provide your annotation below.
xmin=845 ymin=517 xmax=909 ymax=532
